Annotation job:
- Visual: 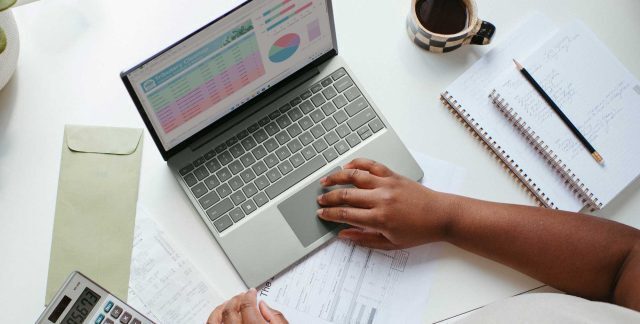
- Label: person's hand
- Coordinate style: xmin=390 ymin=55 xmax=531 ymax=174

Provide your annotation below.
xmin=207 ymin=288 xmax=288 ymax=324
xmin=317 ymin=158 xmax=456 ymax=250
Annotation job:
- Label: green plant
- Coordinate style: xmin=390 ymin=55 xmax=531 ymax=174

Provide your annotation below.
xmin=0 ymin=0 xmax=17 ymax=54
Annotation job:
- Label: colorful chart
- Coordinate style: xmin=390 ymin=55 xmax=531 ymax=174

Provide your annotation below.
xmin=269 ymin=33 xmax=300 ymax=63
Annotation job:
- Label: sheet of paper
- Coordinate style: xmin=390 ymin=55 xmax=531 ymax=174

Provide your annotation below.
xmin=258 ymin=151 xmax=466 ymax=324
xmin=127 ymin=206 xmax=224 ymax=324
xmin=493 ymin=20 xmax=640 ymax=207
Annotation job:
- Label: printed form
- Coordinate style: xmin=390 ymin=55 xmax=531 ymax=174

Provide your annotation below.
xmin=258 ymin=150 xmax=466 ymax=324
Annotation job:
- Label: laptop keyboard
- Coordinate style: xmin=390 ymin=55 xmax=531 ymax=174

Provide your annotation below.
xmin=178 ymin=68 xmax=386 ymax=233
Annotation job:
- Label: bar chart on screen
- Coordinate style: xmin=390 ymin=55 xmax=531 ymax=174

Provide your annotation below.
xmin=142 ymin=20 xmax=266 ymax=134
xmin=262 ymin=0 xmax=316 ymax=33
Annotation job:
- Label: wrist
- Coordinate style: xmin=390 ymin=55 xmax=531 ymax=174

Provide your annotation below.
xmin=437 ymin=192 xmax=465 ymax=243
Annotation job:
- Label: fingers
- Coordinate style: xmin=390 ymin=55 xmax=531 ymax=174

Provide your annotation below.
xmin=343 ymin=158 xmax=394 ymax=177
xmin=259 ymin=300 xmax=289 ymax=324
xmin=207 ymin=303 xmax=225 ymax=324
xmin=320 ymin=168 xmax=381 ymax=189
xmin=317 ymin=206 xmax=378 ymax=229
xmin=338 ymin=229 xmax=397 ymax=250
xmin=222 ymin=295 xmax=242 ymax=323
xmin=238 ymin=288 xmax=262 ymax=323
xmin=317 ymin=187 xmax=373 ymax=208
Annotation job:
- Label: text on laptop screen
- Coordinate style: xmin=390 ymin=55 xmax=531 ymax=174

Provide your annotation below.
xmin=126 ymin=0 xmax=334 ymax=151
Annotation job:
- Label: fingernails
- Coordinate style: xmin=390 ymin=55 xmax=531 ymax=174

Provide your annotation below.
xmin=319 ymin=177 xmax=327 ymax=185
xmin=249 ymin=287 xmax=256 ymax=293
xmin=316 ymin=209 xmax=324 ymax=217
xmin=317 ymin=194 xmax=324 ymax=203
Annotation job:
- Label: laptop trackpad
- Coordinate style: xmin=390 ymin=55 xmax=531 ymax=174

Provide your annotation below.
xmin=278 ymin=167 xmax=347 ymax=247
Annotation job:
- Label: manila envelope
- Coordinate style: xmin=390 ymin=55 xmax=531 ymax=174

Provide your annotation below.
xmin=46 ymin=125 xmax=143 ymax=304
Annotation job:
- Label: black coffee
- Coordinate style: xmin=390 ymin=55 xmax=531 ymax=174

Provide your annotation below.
xmin=416 ymin=0 xmax=468 ymax=34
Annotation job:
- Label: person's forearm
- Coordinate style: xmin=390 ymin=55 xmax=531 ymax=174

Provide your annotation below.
xmin=442 ymin=194 xmax=640 ymax=306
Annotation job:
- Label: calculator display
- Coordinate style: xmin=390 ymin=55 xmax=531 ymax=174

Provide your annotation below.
xmin=60 ymin=287 xmax=101 ymax=324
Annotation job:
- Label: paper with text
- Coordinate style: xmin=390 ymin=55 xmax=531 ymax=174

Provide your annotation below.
xmin=257 ymin=151 xmax=466 ymax=324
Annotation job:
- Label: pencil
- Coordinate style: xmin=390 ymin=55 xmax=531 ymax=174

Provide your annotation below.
xmin=512 ymin=59 xmax=603 ymax=164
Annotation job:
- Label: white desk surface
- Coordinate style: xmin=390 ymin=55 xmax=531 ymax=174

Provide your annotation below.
xmin=1 ymin=0 xmax=639 ymax=322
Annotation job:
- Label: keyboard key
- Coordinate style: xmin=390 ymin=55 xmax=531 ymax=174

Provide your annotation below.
xmin=321 ymin=118 xmax=338 ymax=131
xmin=216 ymin=167 xmax=232 ymax=182
xmin=275 ymin=131 xmax=291 ymax=145
xmin=275 ymin=146 xmax=292 ymax=161
xmin=335 ymin=140 xmax=350 ymax=155
xmin=345 ymin=97 xmax=369 ymax=116
xmin=193 ymin=166 xmax=209 ymax=181
xmin=321 ymin=101 xmax=337 ymax=115
xmin=229 ymin=207 xmax=245 ymax=222
xmin=290 ymin=153 xmax=305 ymax=167
xmin=204 ymin=174 xmax=220 ymax=190
xmin=279 ymin=103 xmax=292 ymax=113
xmin=193 ymin=156 xmax=206 ymax=167
xmin=240 ymin=200 xmax=258 ymax=215
xmin=310 ymin=124 xmax=326 ymax=138
xmin=359 ymin=127 xmax=373 ymax=140
xmin=263 ymin=138 xmax=279 ymax=152
xmin=199 ymin=191 xmax=220 ymax=211
xmin=131 ymin=319 xmax=141 ymax=324
xmin=242 ymin=183 xmax=258 ymax=198
xmin=231 ymin=191 xmax=247 ymax=205
xmin=241 ymin=137 xmax=257 ymax=151
xmin=229 ymin=176 xmax=244 ymax=190
xmin=191 ymin=183 xmax=207 ymax=198
xmin=211 ymin=214 xmax=233 ymax=232
xmin=252 ymin=160 xmax=268 ymax=175
xmin=215 ymin=143 xmax=227 ymax=153
xmin=254 ymin=176 xmax=270 ymax=190
xmin=333 ymin=110 xmax=348 ymax=124
xmin=111 ymin=306 xmax=123 ymax=319
xmin=310 ymin=109 xmax=325 ymax=123
xmin=322 ymin=86 xmax=337 ymax=100
xmin=205 ymin=158 xmax=222 ymax=173
xmin=264 ymin=153 xmax=279 ymax=168
xmin=265 ymin=155 xmax=326 ymax=199
xmin=251 ymin=145 xmax=268 ymax=160
xmin=313 ymin=138 xmax=328 ymax=152
xmin=288 ymin=107 xmax=304 ymax=122
xmin=323 ymin=147 xmax=339 ymax=162
xmin=268 ymin=110 xmax=281 ymax=120
xmin=179 ymin=164 xmax=194 ymax=175
xmin=311 ymin=93 xmax=326 ymax=107
xmin=253 ymin=192 xmax=269 ymax=207
xmin=248 ymin=123 xmax=260 ymax=133
xmin=299 ymin=100 xmax=315 ymax=114
xmin=324 ymin=130 xmax=340 ymax=145
xmin=226 ymin=137 xmax=238 ymax=147
xmin=204 ymin=150 xmax=216 ymax=160
xmin=333 ymin=94 xmax=348 ymax=109
xmin=321 ymin=77 xmax=332 ymax=87
xmin=286 ymin=123 xmax=302 ymax=138
xmin=348 ymin=107 xmax=376 ymax=131
xmin=369 ymin=118 xmax=385 ymax=133
xmin=240 ymin=152 xmax=256 ymax=167
xmin=229 ymin=144 xmax=245 ymax=158
xmin=218 ymin=151 xmax=233 ymax=165
xmin=300 ymin=90 xmax=313 ymax=100
xmin=298 ymin=116 xmax=314 ymax=130
xmin=253 ymin=129 xmax=268 ymax=143
xmin=266 ymin=169 xmax=282 ymax=182
xmin=286 ymin=137 xmax=302 ymax=153
xmin=278 ymin=160 xmax=294 ymax=175
xmin=299 ymin=131 xmax=314 ymax=145
xmin=120 ymin=312 xmax=132 ymax=324
xmin=310 ymin=83 xmax=323 ymax=93
xmin=344 ymin=86 xmax=362 ymax=101
xmin=301 ymin=146 xmax=317 ymax=160
xmin=229 ymin=160 xmax=244 ymax=175
xmin=335 ymin=124 xmax=350 ymax=138
xmin=237 ymin=130 xmax=249 ymax=140
xmin=276 ymin=115 xmax=292 ymax=129
xmin=289 ymin=97 xmax=302 ymax=107
xmin=217 ymin=183 xmax=232 ymax=198
xmin=258 ymin=116 xmax=270 ymax=126
xmin=331 ymin=68 xmax=347 ymax=80
xmin=184 ymin=173 xmax=197 ymax=187
xmin=265 ymin=122 xmax=280 ymax=136
xmin=346 ymin=133 xmax=362 ymax=148
xmin=240 ymin=169 xmax=256 ymax=183
xmin=334 ymin=76 xmax=354 ymax=92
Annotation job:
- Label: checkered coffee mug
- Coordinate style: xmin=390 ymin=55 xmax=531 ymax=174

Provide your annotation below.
xmin=407 ymin=0 xmax=496 ymax=53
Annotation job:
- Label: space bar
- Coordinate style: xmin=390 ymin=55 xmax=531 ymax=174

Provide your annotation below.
xmin=266 ymin=155 xmax=327 ymax=199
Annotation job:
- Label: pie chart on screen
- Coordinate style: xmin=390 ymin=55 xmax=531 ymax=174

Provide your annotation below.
xmin=269 ymin=33 xmax=301 ymax=63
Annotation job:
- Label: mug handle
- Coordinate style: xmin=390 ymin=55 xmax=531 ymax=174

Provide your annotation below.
xmin=468 ymin=20 xmax=496 ymax=45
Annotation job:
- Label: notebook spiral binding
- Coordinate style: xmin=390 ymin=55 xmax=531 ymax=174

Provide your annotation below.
xmin=489 ymin=90 xmax=601 ymax=211
xmin=440 ymin=91 xmax=555 ymax=209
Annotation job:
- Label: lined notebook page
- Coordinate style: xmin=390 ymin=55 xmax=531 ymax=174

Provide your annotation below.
xmin=493 ymin=21 xmax=640 ymax=207
xmin=444 ymin=13 xmax=584 ymax=211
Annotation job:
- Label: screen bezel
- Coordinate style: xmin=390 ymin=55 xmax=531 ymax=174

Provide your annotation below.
xmin=120 ymin=0 xmax=339 ymax=160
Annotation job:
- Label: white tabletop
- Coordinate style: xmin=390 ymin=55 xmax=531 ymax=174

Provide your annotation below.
xmin=1 ymin=0 xmax=639 ymax=322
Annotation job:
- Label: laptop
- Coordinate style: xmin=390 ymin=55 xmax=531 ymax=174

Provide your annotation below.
xmin=121 ymin=0 xmax=423 ymax=288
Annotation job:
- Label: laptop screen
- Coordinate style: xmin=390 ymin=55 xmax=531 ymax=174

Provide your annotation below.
xmin=125 ymin=0 xmax=335 ymax=152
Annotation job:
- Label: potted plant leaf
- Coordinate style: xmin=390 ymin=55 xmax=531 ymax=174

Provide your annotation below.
xmin=0 ymin=0 xmax=19 ymax=90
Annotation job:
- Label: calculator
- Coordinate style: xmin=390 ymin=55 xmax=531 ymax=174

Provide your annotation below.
xmin=37 ymin=271 xmax=155 ymax=324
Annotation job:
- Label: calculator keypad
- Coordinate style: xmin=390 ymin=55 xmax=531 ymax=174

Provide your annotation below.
xmin=95 ymin=300 xmax=146 ymax=324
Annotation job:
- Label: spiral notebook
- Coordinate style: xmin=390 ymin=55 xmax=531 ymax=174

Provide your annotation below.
xmin=441 ymin=15 xmax=640 ymax=212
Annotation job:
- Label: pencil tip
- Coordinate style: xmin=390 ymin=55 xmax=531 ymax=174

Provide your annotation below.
xmin=513 ymin=59 xmax=523 ymax=70
xmin=592 ymin=152 xmax=604 ymax=164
